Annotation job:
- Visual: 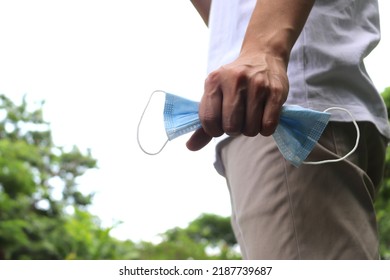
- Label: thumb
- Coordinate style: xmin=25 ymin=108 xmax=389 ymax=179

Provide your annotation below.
xmin=186 ymin=127 xmax=213 ymax=151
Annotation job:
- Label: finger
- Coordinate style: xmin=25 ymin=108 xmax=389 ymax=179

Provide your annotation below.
xmin=220 ymin=69 xmax=247 ymax=135
xmin=243 ymin=75 xmax=268 ymax=136
xmin=199 ymin=72 xmax=224 ymax=137
xmin=261 ymin=100 xmax=281 ymax=136
xmin=222 ymin=87 xmax=246 ymax=136
xmin=261 ymin=76 xmax=286 ymax=136
xmin=186 ymin=127 xmax=213 ymax=151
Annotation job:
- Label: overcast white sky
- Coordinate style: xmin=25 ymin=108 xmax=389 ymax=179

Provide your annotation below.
xmin=0 ymin=0 xmax=389 ymax=242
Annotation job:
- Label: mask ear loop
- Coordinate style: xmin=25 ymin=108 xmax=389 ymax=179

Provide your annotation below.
xmin=137 ymin=90 xmax=169 ymax=155
xmin=303 ymin=107 xmax=360 ymax=165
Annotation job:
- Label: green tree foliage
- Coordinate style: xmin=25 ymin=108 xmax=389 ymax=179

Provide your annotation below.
xmin=0 ymin=94 xmax=137 ymax=259
xmin=377 ymin=87 xmax=390 ymax=259
xmin=136 ymin=214 xmax=240 ymax=260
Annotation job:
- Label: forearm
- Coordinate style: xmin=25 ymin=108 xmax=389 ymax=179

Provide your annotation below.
xmin=190 ymin=0 xmax=211 ymax=26
xmin=241 ymin=0 xmax=315 ymax=64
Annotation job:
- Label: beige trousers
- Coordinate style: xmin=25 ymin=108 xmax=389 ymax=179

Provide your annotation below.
xmin=219 ymin=122 xmax=386 ymax=259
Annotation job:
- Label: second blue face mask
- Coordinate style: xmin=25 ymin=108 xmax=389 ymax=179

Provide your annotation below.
xmin=137 ymin=91 xmax=359 ymax=167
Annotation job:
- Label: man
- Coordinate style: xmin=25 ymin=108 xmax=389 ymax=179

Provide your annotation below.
xmin=187 ymin=0 xmax=390 ymax=259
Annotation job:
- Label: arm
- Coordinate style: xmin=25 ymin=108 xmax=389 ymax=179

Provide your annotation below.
xmin=241 ymin=0 xmax=314 ymax=66
xmin=187 ymin=0 xmax=315 ymax=151
xmin=190 ymin=0 xmax=211 ymax=26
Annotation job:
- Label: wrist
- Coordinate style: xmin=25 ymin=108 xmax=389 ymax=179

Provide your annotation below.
xmin=240 ymin=28 xmax=294 ymax=65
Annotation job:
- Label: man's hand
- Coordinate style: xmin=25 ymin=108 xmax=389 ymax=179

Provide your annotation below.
xmin=186 ymin=52 xmax=289 ymax=151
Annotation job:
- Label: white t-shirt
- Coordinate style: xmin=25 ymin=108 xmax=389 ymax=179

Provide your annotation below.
xmin=207 ymin=0 xmax=390 ymax=138
xmin=208 ymin=0 xmax=390 ymax=175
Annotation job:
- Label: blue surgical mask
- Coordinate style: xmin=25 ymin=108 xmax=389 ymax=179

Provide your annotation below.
xmin=137 ymin=91 xmax=359 ymax=167
xmin=163 ymin=92 xmax=202 ymax=140
xmin=273 ymin=105 xmax=330 ymax=166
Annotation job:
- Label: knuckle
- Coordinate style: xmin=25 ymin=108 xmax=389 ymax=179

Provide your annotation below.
xmin=222 ymin=64 xmax=249 ymax=81
xmin=206 ymin=70 xmax=220 ymax=84
xmin=251 ymin=74 xmax=268 ymax=88
xmin=205 ymin=72 xmax=220 ymax=93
